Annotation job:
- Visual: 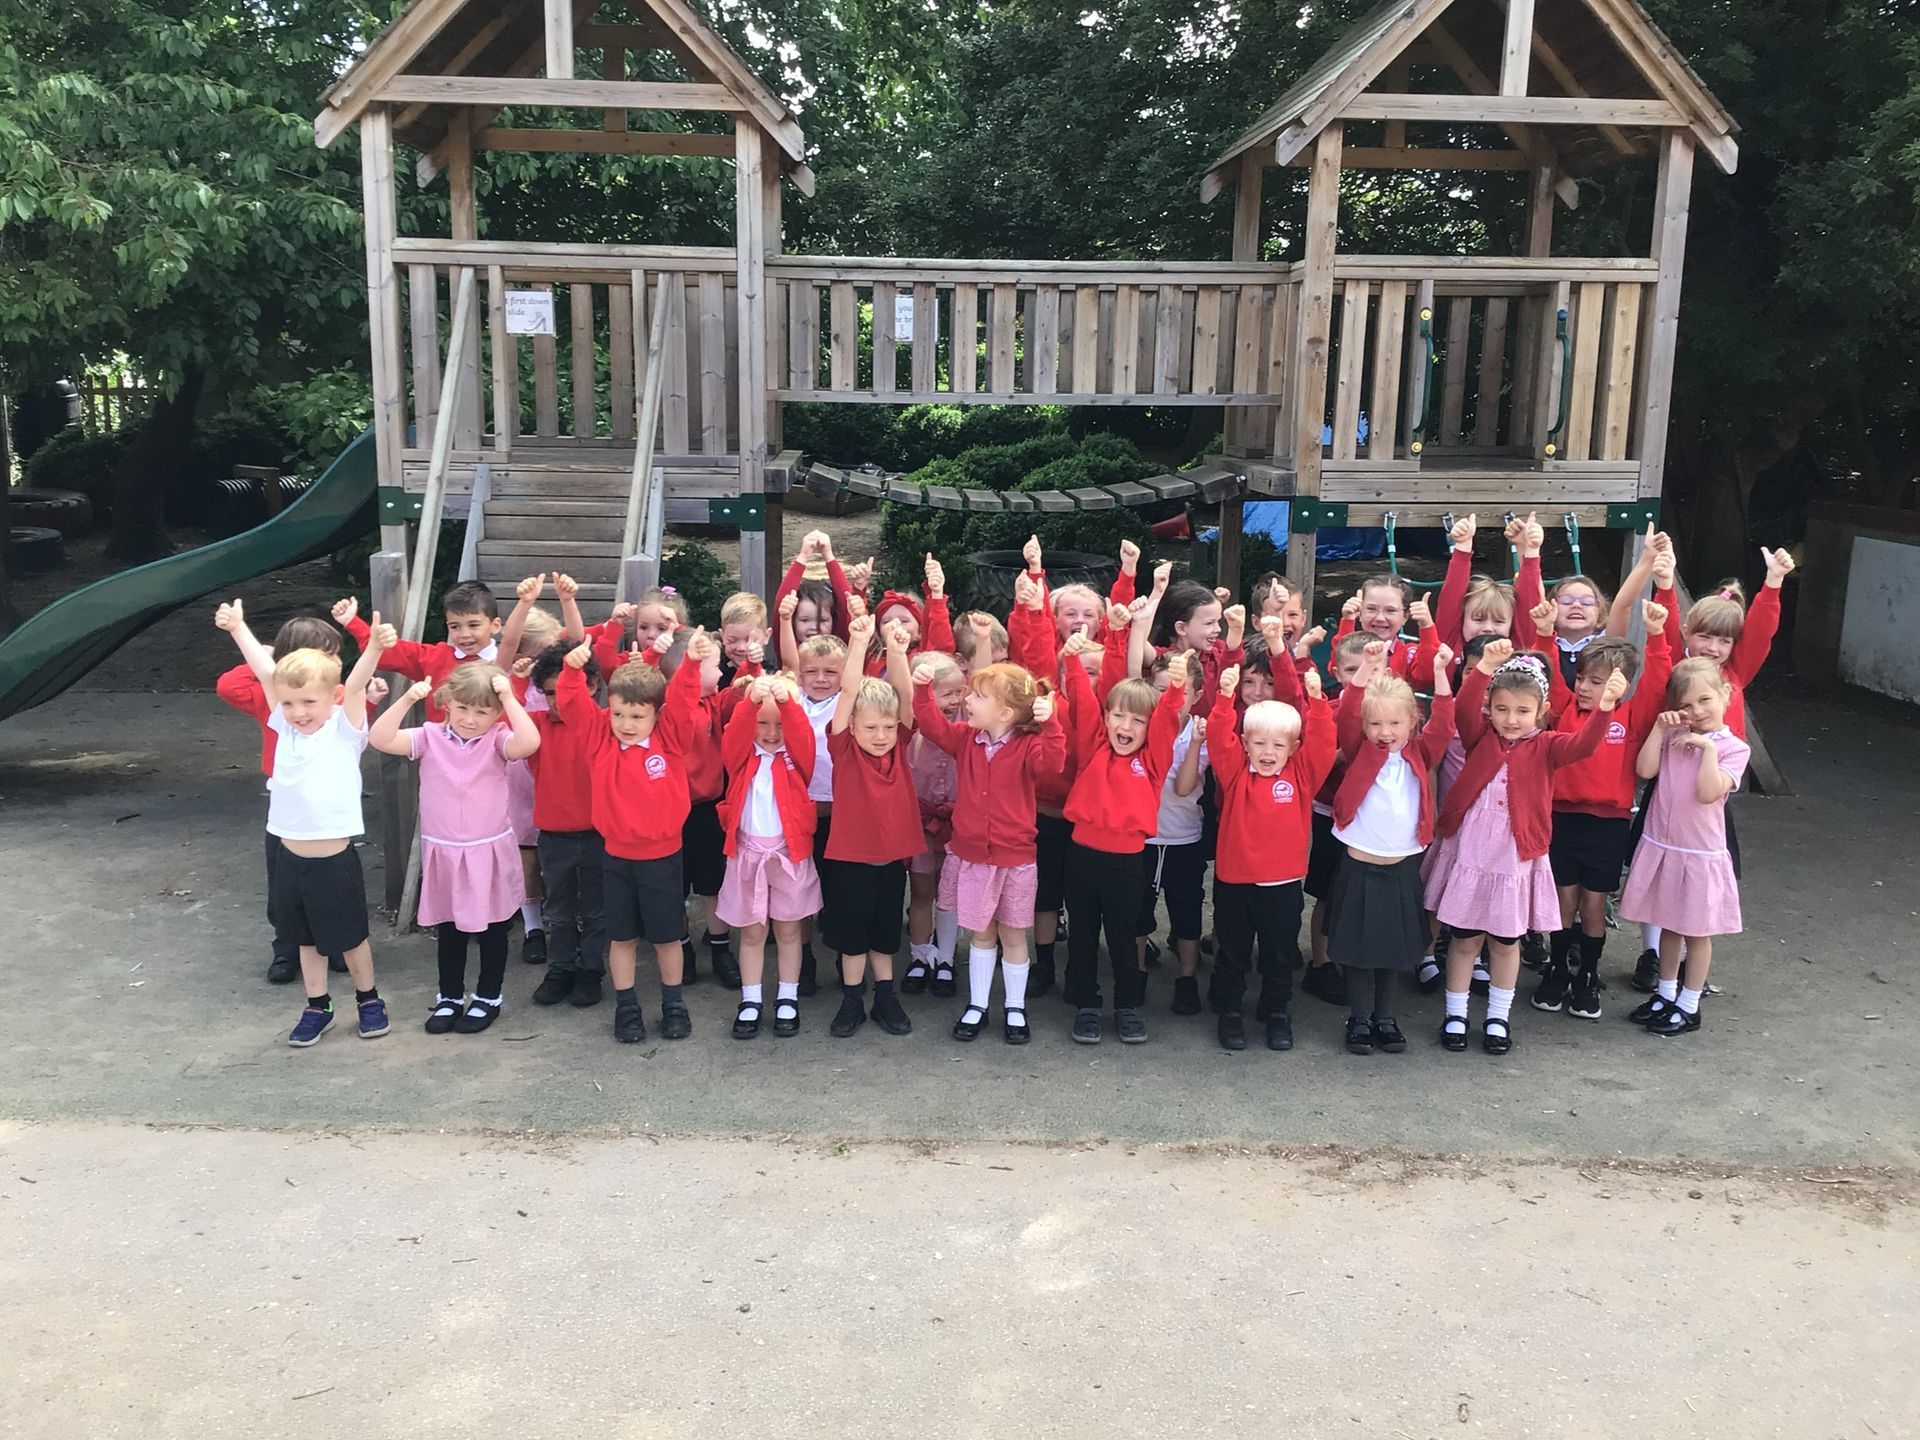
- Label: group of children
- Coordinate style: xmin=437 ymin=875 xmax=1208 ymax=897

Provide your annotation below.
xmin=215 ymin=512 xmax=1788 ymax=1055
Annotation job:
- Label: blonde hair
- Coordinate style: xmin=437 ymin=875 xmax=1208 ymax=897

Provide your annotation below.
xmin=954 ymin=612 xmax=1009 ymax=651
xmin=1050 ymin=583 xmax=1101 ymax=616
xmin=1241 ymin=699 xmax=1303 ymax=743
xmin=851 ymin=676 xmax=901 ymax=718
xmin=609 ymin=659 xmax=667 ymax=707
xmin=1334 ymin=631 xmax=1372 ymax=663
xmin=1362 ymin=674 xmax=1419 ymax=724
xmin=1251 ymin=572 xmax=1292 ymax=613
xmin=1103 ymin=676 xmax=1158 ymax=722
xmin=1461 ymin=575 xmax=1515 ymax=625
xmin=912 ymin=650 xmax=963 ymax=686
xmin=720 ymin=591 xmax=768 ymax=628
xmin=518 ymin=606 xmax=561 ymax=658
xmin=797 ymin=633 xmax=849 ymax=663
xmin=273 ymin=647 xmax=341 ymax=692
xmin=969 ymin=662 xmax=1042 ymax=730
xmin=1668 ymin=656 xmax=1731 ymax=704
xmin=435 ymin=661 xmax=506 ymax=713
xmin=1684 ymin=595 xmax=1746 ymax=642
xmin=638 ymin=586 xmax=691 ymax=627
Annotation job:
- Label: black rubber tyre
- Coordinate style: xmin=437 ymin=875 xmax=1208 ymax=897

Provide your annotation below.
xmin=6 ymin=486 xmax=94 ymax=537
xmin=7 ymin=525 xmax=66 ymax=572
xmin=964 ymin=549 xmax=1120 ymax=619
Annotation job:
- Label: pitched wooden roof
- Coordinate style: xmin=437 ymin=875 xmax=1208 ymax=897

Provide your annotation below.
xmin=1200 ymin=0 xmax=1738 ymax=197
xmin=313 ymin=0 xmax=806 ymax=167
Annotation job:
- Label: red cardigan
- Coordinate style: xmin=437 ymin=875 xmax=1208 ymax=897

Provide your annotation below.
xmin=1655 ymin=581 xmax=1778 ymax=741
xmin=1061 ymin=647 xmax=1185 ymax=854
xmin=1330 ymin=683 xmax=1457 ymax=846
xmin=912 ymin=682 xmax=1066 ymax=866
xmin=1437 ymin=666 xmax=1609 ymax=860
xmin=774 ymin=558 xmax=855 ymax=642
xmin=718 ymin=694 xmax=817 ymax=858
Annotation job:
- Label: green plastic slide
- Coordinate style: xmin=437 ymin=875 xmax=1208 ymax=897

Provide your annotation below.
xmin=0 ymin=428 xmax=377 ymax=723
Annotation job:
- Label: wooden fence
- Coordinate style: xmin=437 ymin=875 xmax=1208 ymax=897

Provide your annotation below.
xmin=78 ymin=372 xmax=151 ymax=435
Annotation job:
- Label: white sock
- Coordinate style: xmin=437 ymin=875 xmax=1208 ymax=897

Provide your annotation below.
xmin=968 ymin=944 xmax=997 ymax=1010
xmin=1002 ymin=960 xmax=1031 ymax=1013
xmin=1641 ymin=922 xmax=1663 ymax=954
xmin=1487 ymin=985 xmax=1514 ymax=1024
xmin=1658 ymin=977 xmax=1678 ymax=1002
xmin=935 ymin=908 xmax=960 ymax=965
xmin=1444 ymin=990 xmax=1469 ymax=1020
xmin=1677 ymin=986 xmax=1701 ymax=1015
xmin=521 ymin=902 xmax=542 ymax=933
xmin=741 ymin=983 xmax=763 ymax=1006
xmin=777 ymin=981 xmax=799 ymax=1003
xmin=909 ymin=942 xmax=935 ymax=968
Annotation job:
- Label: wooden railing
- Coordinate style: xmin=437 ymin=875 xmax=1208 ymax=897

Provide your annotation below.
xmin=78 ymin=371 xmax=151 ymax=436
xmin=1307 ymin=257 xmax=1656 ymax=468
xmin=767 ymin=257 xmax=1296 ymax=406
xmin=395 ymin=240 xmax=740 ymax=458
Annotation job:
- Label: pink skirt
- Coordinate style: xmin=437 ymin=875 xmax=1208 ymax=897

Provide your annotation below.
xmin=418 ymin=831 xmax=525 ymax=933
xmin=938 ymin=856 xmax=1038 ymax=932
xmin=716 ymin=832 xmax=822 ymax=927
xmin=1619 ymin=836 xmax=1741 ymax=937
xmin=506 ymin=758 xmax=537 ymax=847
xmin=1422 ymin=800 xmax=1559 ymax=939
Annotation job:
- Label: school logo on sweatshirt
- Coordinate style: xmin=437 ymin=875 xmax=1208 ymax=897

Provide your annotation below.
xmin=1130 ymin=757 xmax=1147 ymax=777
xmin=1271 ymin=778 xmax=1296 ymax=804
xmin=1606 ymin=720 xmax=1628 ymax=745
xmin=645 ymin=753 xmax=668 ymax=780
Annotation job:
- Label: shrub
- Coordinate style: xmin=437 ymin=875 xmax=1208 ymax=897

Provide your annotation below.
xmin=20 ymin=427 xmax=131 ymax=518
xmin=234 ymin=368 xmax=372 ymax=476
xmin=659 ymin=542 xmax=736 ymax=627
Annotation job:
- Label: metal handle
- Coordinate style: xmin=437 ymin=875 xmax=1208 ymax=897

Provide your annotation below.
xmin=1410 ymin=307 xmax=1437 ymax=455
xmin=1544 ymin=307 xmax=1572 ymax=457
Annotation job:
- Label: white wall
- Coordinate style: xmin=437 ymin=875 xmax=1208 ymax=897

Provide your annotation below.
xmin=1838 ymin=535 xmax=1920 ymax=703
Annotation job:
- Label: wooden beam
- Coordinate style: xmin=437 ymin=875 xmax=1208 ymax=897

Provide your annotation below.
xmin=361 ymin=108 xmax=406 ymax=530
xmin=1576 ymin=0 xmax=1739 ymax=173
xmin=602 ymin=42 xmax=625 ymax=132
xmin=1340 ymin=95 xmax=1683 ymax=126
xmin=545 ymin=0 xmax=575 ymax=79
xmin=377 ymin=77 xmax=741 ymax=110
xmin=577 ymin=22 xmax=669 ymax=50
xmin=1500 ymin=0 xmax=1535 ymax=96
xmin=1231 ymin=152 xmax=1263 ymax=261
xmin=735 ymin=123 xmax=770 ymax=597
xmin=1288 ymin=124 xmax=1343 ymax=599
xmin=475 ymin=125 xmax=735 ymax=157
xmin=1632 ymin=131 xmax=1694 ymax=498
xmin=761 ymin=148 xmax=785 ymax=601
xmin=313 ymin=0 xmax=470 ymax=148
xmin=1223 ymin=152 xmax=1267 ymax=464
xmin=1293 ymin=145 xmax=1530 ymax=171
xmin=1424 ymin=22 xmax=1581 ymax=209
xmin=642 ymin=0 xmax=809 ymax=164
xmin=1271 ymin=0 xmax=1456 ymax=168
xmin=387 ymin=9 xmax=518 ymax=137
xmin=1380 ymin=56 xmax=1411 ymax=149
xmin=1488 ymin=0 xmax=1636 ymax=155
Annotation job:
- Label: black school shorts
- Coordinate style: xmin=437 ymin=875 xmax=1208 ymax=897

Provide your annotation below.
xmin=603 ymin=852 xmax=686 ymax=944
xmin=819 ymin=857 xmax=907 ymax=958
xmin=1304 ymin=809 xmax=1342 ymax=900
xmin=267 ymin=843 xmax=370 ymax=956
xmin=1549 ymin=811 xmax=1633 ymax=893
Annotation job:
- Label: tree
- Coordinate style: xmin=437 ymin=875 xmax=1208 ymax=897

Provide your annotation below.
xmin=0 ymin=0 xmax=376 ymax=571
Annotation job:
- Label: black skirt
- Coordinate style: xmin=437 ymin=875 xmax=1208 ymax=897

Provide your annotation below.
xmin=1324 ymin=851 xmax=1427 ymax=972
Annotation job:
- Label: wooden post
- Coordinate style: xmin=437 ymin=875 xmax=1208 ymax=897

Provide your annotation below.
xmin=1633 ymin=131 xmax=1695 ymax=500
xmin=1500 ymin=0 xmax=1535 ymax=96
xmin=446 ymin=111 xmax=483 ymax=450
xmin=761 ymin=154 xmax=785 ymax=601
xmin=370 ymin=549 xmax=414 ymax=917
xmin=735 ymin=123 xmax=770 ymax=598
xmin=360 ymin=108 xmax=408 ymax=553
xmin=544 ymin=0 xmax=574 ymax=79
xmin=403 ymin=266 xmax=477 ymax=641
xmin=1218 ymin=151 xmax=1265 ymax=597
xmin=1289 ymin=124 xmax=1343 ymax=607
xmin=1511 ymin=165 xmax=1555 ymax=450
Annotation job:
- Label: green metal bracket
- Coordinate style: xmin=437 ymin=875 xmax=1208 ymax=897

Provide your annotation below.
xmin=709 ymin=494 xmax=765 ymax=531
xmin=1607 ymin=501 xmax=1660 ymax=530
xmin=1290 ymin=499 xmax=1349 ymax=532
xmin=377 ymin=487 xmax=422 ymax=522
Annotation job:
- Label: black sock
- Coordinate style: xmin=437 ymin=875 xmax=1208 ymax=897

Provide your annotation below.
xmin=1550 ymin=928 xmax=1573 ymax=968
xmin=306 ymin=994 xmax=331 ymax=1011
xmin=706 ymin=931 xmax=732 ymax=951
xmin=801 ymin=942 xmax=815 ymax=962
xmin=615 ymin=985 xmax=639 ymax=1009
xmin=1577 ymin=931 xmax=1606 ymax=977
xmin=873 ymin=978 xmax=895 ymax=999
xmin=660 ymin=982 xmax=683 ymax=1009
xmin=1036 ymin=940 xmax=1055 ymax=966
xmin=841 ymin=976 xmax=862 ymax=994
xmin=354 ymin=987 xmax=379 ymax=1004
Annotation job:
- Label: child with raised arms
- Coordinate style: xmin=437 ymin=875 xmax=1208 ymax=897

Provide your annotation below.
xmin=1204 ymin=656 xmax=1336 ymax=1053
xmin=213 ymin=598 xmax=393 ymax=1047
xmin=902 ymin=650 xmax=965 ymax=997
xmin=912 ymin=658 xmax=1066 ymax=1044
xmin=775 ymin=602 xmax=851 ymax=995
xmin=555 ymin=632 xmax=706 ymax=1044
xmin=369 ymin=662 xmax=540 ymax=1033
xmin=821 ymin=615 xmax=921 ymax=1038
xmin=1326 ymin=639 xmax=1457 ymax=1054
xmin=717 ymin=671 xmax=819 ymax=1038
xmin=1619 ymin=659 xmax=1749 ymax=1037
xmin=522 ymin=640 xmax=608 ymax=1008
xmin=1136 ymin=651 xmax=1208 ymax=1015
xmin=1424 ymin=641 xmax=1623 ymax=1054
xmin=355 ymin=579 xmax=503 ymax=723
xmin=1059 ymin=612 xmax=1188 ymax=1045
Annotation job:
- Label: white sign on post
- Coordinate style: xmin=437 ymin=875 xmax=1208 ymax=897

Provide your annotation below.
xmin=503 ymin=289 xmax=556 ymax=336
xmin=894 ymin=292 xmax=915 ymax=338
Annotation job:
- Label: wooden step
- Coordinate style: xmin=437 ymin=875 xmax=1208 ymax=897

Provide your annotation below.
xmin=488 ymin=470 xmax=739 ymax=500
xmin=478 ymin=554 xmax=622 ymax=585
xmin=484 ymin=513 xmax=627 ymax=542
xmin=485 ymin=497 xmax=629 ymax=518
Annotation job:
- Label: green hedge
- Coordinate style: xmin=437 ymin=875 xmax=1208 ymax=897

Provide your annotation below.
xmin=20 ymin=428 xmax=130 ymax=519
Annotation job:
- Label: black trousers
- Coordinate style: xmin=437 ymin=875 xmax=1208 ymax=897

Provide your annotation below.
xmin=537 ymin=829 xmax=607 ymax=976
xmin=1208 ymin=879 xmax=1304 ymax=1016
xmin=437 ymin=919 xmax=512 ymax=1000
xmin=1063 ymin=842 xmax=1148 ymax=1011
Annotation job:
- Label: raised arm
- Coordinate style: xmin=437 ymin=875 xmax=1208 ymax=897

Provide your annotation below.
xmin=882 ymin=614 xmax=916 ymax=718
xmin=1295 ymin=676 xmax=1337 ymax=797
xmin=553 ymin=572 xmax=587 ymax=642
xmin=368 ymin=678 xmax=429 ymax=757
xmin=922 ymin=553 xmax=956 ymax=654
xmin=1606 ymin=525 xmax=1662 ymax=637
xmin=491 ymin=671 xmax=540 ymax=760
xmin=1096 ymin=602 xmax=1133 ymax=702
xmin=1006 ymin=570 xmax=1058 ymax=677
xmin=1455 ymin=651 xmax=1497 ymax=752
xmin=1059 ymin=634 xmax=1106 ymax=765
xmin=1730 ymin=549 xmax=1790 ymax=685
xmin=214 ymin=599 xmax=276 ymax=690
xmin=1207 ymin=667 xmax=1245 ymax=780
xmin=499 ymin=573 xmax=546 ymax=664
xmin=1172 ymin=715 xmax=1206 ymax=798
xmin=1434 ymin=516 xmax=1477 ymax=649
xmin=774 ymin=681 xmax=817 ymax=783
xmin=1129 ymin=560 xmax=1171 ymax=678
xmin=1109 ymin=538 xmax=1140 ymax=611
xmin=340 ymin=610 xmax=394 ymax=730
xmin=1145 ymin=651 xmax=1190 ymax=781
xmin=832 ymin=614 xmax=877 ymax=733
xmin=776 ymin=589 xmax=802 ymax=673
xmin=911 ymin=664 xmax=969 ymax=756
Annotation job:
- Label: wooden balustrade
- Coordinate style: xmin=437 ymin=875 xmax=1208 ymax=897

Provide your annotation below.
xmin=767 ymin=259 xmax=1295 ymax=406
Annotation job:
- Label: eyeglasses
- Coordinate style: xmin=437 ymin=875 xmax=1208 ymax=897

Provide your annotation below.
xmin=1555 ymin=595 xmax=1600 ymax=608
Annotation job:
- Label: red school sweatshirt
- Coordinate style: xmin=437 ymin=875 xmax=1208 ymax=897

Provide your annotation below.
xmin=1546 ymin=626 xmax=1673 ymax=818
xmin=825 ymin=726 xmax=924 ymax=865
xmin=1436 ymin=666 xmax=1608 ymax=861
xmin=527 ymin=690 xmax=601 ymax=833
xmin=912 ymin=682 xmax=1066 ymax=867
xmin=1061 ymin=654 xmax=1185 ymax=854
xmin=718 ymin=694 xmax=817 ymax=858
xmin=1654 ymin=581 xmax=1778 ymax=741
xmin=554 ymin=658 xmax=701 ymax=860
xmin=1205 ymin=683 xmax=1337 ymax=885
xmin=216 ymin=663 xmax=277 ymax=775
